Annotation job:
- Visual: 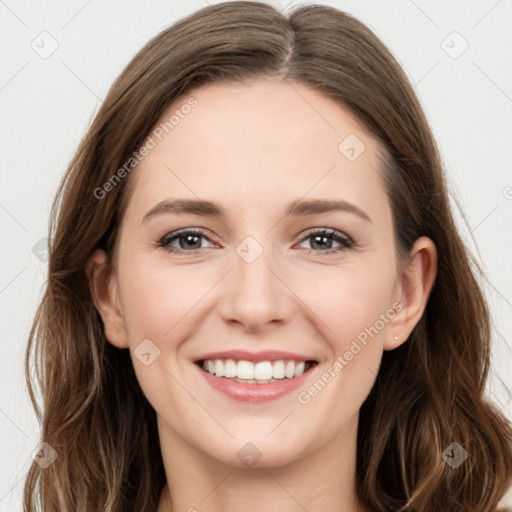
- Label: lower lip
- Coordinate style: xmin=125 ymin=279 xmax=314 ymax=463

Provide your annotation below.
xmin=194 ymin=362 xmax=318 ymax=403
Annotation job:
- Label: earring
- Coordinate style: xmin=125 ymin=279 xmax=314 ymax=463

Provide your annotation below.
xmin=394 ymin=334 xmax=398 ymax=341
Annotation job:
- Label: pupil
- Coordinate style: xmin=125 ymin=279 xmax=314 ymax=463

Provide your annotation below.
xmin=182 ymin=234 xmax=200 ymax=249
xmin=312 ymin=235 xmax=331 ymax=250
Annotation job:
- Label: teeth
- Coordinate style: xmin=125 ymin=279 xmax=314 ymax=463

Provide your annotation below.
xmin=294 ymin=361 xmax=306 ymax=377
xmin=223 ymin=359 xmax=237 ymax=378
xmin=214 ymin=359 xmax=224 ymax=377
xmin=201 ymin=358 xmax=312 ymax=382
xmin=272 ymin=360 xmax=285 ymax=378
xmin=285 ymin=360 xmax=295 ymax=378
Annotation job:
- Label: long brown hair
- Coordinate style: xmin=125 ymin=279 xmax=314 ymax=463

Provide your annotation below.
xmin=23 ymin=2 xmax=512 ymax=510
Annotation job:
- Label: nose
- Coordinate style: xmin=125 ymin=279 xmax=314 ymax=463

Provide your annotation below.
xmin=216 ymin=238 xmax=294 ymax=333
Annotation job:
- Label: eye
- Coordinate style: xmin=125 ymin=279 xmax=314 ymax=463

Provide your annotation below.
xmin=296 ymin=228 xmax=354 ymax=255
xmin=157 ymin=228 xmax=216 ymax=253
xmin=156 ymin=227 xmax=354 ymax=256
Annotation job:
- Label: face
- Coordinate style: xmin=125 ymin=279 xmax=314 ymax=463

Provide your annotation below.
xmin=90 ymin=78 xmax=421 ymax=468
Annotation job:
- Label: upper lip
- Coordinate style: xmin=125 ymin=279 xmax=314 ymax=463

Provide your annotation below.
xmin=193 ymin=350 xmax=317 ymax=363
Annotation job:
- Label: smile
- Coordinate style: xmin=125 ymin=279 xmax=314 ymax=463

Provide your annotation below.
xmin=199 ymin=358 xmax=314 ymax=383
xmin=194 ymin=359 xmax=319 ymax=402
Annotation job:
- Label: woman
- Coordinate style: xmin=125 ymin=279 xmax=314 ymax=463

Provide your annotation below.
xmin=23 ymin=1 xmax=512 ymax=511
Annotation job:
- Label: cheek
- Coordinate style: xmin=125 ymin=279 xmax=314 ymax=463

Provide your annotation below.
xmin=117 ymin=251 xmax=217 ymax=343
xmin=294 ymin=256 xmax=396 ymax=346
xmin=118 ymin=243 xmax=397 ymax=349
xmin=291 ymin=256 xmax=396 ymax=416
xmin=116 ymin=253 xmax=214 ymax=411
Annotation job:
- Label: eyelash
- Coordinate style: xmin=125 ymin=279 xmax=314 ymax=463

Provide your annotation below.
xmin=156 ymin=228 xmax=355 ymax=256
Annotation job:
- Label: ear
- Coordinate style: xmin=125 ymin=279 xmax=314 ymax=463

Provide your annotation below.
xmin=86 ymin=248 xmax=129 ymax=349
xmin=384 ymin=236 xmax=437 ymax=350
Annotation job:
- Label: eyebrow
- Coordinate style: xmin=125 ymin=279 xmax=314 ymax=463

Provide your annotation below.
xmin=142 ymin=198 xmax=372 ymax=224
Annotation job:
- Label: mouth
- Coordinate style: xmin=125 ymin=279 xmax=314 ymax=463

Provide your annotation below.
xmin=195 ymin=359 xmax=318 ymax=384
xmin=193 ymin=358 xmax=319 ymax=402
xmin=194 ymin=358 xmax=318 ymax=384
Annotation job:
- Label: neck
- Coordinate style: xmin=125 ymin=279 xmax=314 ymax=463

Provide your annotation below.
xmin=156 ymin=413 xmax=365 ymax=512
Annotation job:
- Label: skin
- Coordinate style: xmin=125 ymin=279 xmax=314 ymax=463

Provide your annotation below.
xmin=87 ymin=78 xmax=437 ymax=512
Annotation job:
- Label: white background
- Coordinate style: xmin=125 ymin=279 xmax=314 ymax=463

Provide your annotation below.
xmin=1 ymin=0 xmax=511 ymax=509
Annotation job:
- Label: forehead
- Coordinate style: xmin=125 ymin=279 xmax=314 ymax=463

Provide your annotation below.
xmin=125 ymin=79 xmax=389 ymax=223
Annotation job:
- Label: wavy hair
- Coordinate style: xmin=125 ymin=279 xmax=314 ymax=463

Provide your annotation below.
xmin=23 ymin=1 xmax=512 ymax=510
